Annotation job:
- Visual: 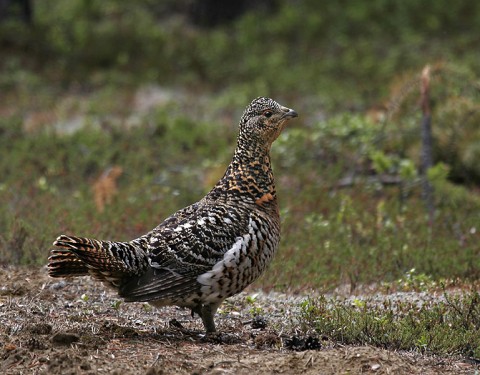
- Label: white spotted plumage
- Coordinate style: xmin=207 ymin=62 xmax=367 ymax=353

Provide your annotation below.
xmin=196 ymin=216 xmax=271 ymax=303
xmin=47 ymin=97 xmax=298 ymax=333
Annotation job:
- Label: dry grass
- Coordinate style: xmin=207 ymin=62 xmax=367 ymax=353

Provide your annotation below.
xmin=92 ymin=166 xmax=123 ymax=213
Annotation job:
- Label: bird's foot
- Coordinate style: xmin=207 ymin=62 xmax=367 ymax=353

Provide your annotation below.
xmin=201 ymin=331 xmax=243 ymax=345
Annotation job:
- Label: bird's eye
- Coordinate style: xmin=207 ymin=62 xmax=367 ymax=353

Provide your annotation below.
xmin=263 ymin=110 xmax=273 ymax=118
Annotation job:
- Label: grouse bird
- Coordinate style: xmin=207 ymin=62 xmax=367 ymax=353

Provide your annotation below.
xmin=47 ymin=97 xmax=298 ymax=333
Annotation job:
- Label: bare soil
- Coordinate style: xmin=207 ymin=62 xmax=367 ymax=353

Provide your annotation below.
xmin=1 ymin=266 xmax=478 ymax=374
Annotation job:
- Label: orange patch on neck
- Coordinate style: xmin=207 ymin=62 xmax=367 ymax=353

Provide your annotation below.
xmin=255 ymin=193 xmax=274 ymax=206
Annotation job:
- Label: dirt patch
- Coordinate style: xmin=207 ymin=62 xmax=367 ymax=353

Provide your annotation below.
xmin=0 ymin=266 xmax=477 ymax=374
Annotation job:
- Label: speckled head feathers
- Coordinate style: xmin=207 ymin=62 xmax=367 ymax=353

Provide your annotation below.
xmin=238 ymin=97 xmax=298 ymax=146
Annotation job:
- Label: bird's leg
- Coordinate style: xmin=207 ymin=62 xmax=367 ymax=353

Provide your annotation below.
xmin=199 ymin=303 xmax=220 ymax=333
xmin=191 ymin=304 xmax=202 ymax=319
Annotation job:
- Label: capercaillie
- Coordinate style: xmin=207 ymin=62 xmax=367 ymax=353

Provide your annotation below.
xmin=48 ymin=97 xmax=298 ymax=333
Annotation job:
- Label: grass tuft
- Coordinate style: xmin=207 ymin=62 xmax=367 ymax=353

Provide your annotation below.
xmin=297 ymin=289 xmax=480 ymax=359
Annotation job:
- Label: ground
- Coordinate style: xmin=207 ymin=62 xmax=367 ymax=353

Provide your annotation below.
xmin=1 ymin=267 xmax=478 ymax=374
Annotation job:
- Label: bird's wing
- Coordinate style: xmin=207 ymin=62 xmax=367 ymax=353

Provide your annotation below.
xmin=119 ymin=202 xmax=251 ymax=302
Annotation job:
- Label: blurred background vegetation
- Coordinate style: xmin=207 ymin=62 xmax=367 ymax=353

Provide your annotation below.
xmin=1 ymin=0 xmax=479 ymax=291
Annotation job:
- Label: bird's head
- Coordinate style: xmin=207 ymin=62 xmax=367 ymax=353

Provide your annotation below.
xmin=238 ymin=97 xmax=298 ymax=149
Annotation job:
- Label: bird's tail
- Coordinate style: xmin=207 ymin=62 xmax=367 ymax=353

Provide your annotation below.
xmin=48 ymin=234 xmax=150 ymax=287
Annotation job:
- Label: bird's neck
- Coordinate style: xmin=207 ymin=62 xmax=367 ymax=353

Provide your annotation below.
xmin=210 ymin=140 xmax=277 ymax=204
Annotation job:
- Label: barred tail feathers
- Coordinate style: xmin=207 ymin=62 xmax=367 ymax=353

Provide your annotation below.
xmin=48 ymin=235 xmax=149 ymax=285
xmin=48 ymin=249 xmax=90 ymax=277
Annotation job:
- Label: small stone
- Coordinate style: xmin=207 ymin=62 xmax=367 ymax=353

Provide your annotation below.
xmin=49 ymin=281 xmax=67 ymax=290
xmin=371 ymin=363 xmax=381 ymax=371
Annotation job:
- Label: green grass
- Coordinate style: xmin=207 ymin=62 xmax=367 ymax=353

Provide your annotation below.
xmin=296 ymin=288 xmax=480 ymax=359
xmin=2 ymin=1 xmax=480 ymax=108
xmin=1 ymin=102 xmax=479 ymax=288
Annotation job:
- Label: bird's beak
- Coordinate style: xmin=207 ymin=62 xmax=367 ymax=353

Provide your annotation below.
xmin=280 ymin=106 xmax=298 ymax=119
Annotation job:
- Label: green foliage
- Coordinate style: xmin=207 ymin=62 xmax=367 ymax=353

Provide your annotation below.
xmin=2 ymin=1 xmax=480 ymax=105
xmin=369 ymin=151 xmax=393 ymax=174
xmin=395 ymin=268 xmax=436 ymax=292
xmin=298 ymin=290 xmax=480 ymax=358
xmin=3 ymin=95 xmax=479 ymax=289
xmin=263 ymin=110 xmax=480 ymax=289
xmin=274 ymin=113 xmax=379 ymax=179
xmin=433 ymin=94 xmax=480 ymax=185
xmin=379 ymin=63 xmax=480 ymax=186
xmin=34 ymin=0 xmax=168 ymax=77
xmin=111 ymin=300 xmax=123 ymax=311
xmin=245 ymin=294 xmax=265 ymax=316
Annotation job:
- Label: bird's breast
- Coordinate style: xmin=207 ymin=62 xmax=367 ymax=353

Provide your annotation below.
xmin=196 ymin=214 xmax=280 ymax=303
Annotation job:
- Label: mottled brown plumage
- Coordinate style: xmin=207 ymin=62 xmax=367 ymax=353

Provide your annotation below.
xmin=48 ymin=97 xmax=298 ymax=333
